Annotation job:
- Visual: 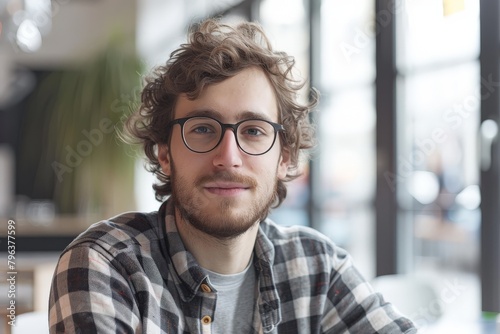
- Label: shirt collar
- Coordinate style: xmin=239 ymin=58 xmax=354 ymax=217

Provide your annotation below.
xmin=162 ymin=199 xmax=282 ymax=330
xmin=163 ymin=199 xmax=208 ymax=302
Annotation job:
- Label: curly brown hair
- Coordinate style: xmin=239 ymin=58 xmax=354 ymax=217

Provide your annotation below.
xmin=123 ymin=18 xmax=318 ymax=207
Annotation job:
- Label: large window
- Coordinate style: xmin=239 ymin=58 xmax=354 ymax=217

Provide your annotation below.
xmin=263 ymin=0 xmax=377 ymax=279
xmin=395 ymin=0 xmax=483 ymax=325
xmin=316 ymin=1 xmax=376 ymax=278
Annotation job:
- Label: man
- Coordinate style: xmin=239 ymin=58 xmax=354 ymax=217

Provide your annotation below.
xmin=49 ymin=18 xmax=417 ymax=333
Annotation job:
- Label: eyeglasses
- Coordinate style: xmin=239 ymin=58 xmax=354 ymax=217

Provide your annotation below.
xmin=168 ymin=116 xmax=285 ymax=155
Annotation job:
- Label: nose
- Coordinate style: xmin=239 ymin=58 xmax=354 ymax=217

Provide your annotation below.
xmin=212 ymin=129 xmax=243 ymax=168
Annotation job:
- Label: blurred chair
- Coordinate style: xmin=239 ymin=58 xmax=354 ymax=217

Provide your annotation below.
xmin=12 ymin=311 xmax=48 ymax=334
xmin=371 ymin=274 xmax=442 ymax=327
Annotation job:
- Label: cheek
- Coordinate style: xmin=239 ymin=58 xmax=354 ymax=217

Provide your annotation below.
xmin=168 ymin=136 xmax=192 ymax=168
xmin=253 ymin=154 xmax=286 ymax=179
xmin=171 ymin=151 xmax=209 ymax=180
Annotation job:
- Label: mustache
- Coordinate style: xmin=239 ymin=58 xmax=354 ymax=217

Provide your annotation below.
xmin=195 ymin=171 xmax=258 ymax=188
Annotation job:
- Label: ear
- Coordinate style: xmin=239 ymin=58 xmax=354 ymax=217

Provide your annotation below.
xmin=277 ymin=148 xmax=290 ymax=180
xmin=158 ymin=144 xmax=171 ymax=176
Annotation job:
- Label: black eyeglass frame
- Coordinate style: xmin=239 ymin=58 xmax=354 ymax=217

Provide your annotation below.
xmin=167 ymin=116 xmax=285 ymax=156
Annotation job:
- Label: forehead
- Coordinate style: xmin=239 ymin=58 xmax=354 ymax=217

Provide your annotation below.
xmin=175 ymin=67 xmax=279 ymax=122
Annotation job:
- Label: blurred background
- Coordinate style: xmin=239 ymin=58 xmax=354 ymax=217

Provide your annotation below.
xmin=0 ymin=0 xmax=499 ymax=333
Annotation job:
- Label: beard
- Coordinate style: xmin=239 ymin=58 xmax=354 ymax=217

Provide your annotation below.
xmin=169 ymin=160 xmax=278 ymax=240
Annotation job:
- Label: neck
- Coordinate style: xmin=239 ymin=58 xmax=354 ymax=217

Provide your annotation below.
xmin=174 ymin=209 xmax=259 ymax=275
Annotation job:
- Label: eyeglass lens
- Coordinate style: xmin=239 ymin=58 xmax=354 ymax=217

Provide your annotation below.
xmin=181 ymin=117 xmax=277 ymax=154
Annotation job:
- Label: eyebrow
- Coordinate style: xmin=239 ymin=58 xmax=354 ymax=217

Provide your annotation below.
xmin=184 ymin=109 xmax=275 ymax=123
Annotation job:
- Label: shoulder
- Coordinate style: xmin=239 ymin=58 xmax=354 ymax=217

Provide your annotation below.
xmin=260 ymin=219 xmax=331 ymax=242
xmin=259 ymin=219 xmax=350 ymax=268
xmin=65 ymin=209 xmax=163 ymax=257
xmin=260 ymin=219 xmax=336 ymax=250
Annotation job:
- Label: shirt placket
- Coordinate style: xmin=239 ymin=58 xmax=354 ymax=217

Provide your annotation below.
xmin=198 ymin=280 xmax=217 ymax=334
xmin=254 ymin=259 xmax=281 ymax=332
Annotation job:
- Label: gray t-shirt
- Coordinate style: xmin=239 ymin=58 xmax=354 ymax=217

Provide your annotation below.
xmin=205 ymin=258 xmax=256 ymax=333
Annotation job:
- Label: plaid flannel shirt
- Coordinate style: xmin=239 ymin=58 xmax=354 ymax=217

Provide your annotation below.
xmin=49 ymin=200 xmax=417 ymax=333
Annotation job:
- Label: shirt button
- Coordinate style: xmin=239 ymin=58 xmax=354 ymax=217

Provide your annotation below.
xmin=201 ymin=315 xmax=212 ymax=324
xmin=200 ymin=283 xmax=211 ymax=293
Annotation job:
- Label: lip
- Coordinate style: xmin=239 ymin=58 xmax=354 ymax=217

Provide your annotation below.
xmin=203 ymin=181 xmax=250 ymax=196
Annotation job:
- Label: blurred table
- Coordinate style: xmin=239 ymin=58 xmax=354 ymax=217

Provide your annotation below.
xmin=0 ymin=216 xmax=93 ymax=252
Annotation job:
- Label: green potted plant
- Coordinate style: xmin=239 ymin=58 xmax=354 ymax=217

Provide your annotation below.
xmin=21 ymin=38 xmax=143 ymax=218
